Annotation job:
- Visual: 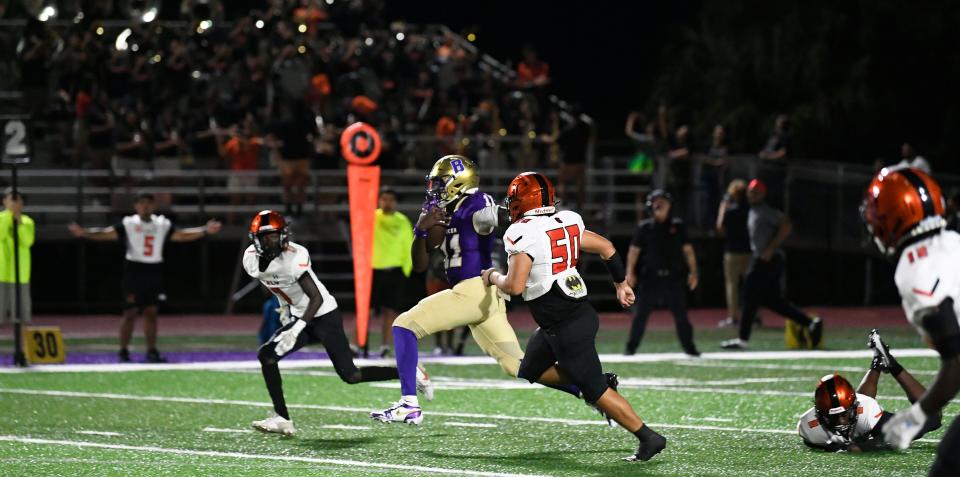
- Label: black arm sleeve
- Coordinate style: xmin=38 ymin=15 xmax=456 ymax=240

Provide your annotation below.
xmin=603 ymin=251 xmax=627 ymax=283
xmin=297 ymin=271 xmax=324 ymax=322
xmin=918 ymin=297 xmax=960 ymax=414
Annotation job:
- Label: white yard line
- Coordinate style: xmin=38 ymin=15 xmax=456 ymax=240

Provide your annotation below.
xmin=0 ymin=387 xmax=935 ymax=440
xmin=444 ymin=422 xmax=498 ymax=429
xmin=0 ymin=435 xmax=550 ymax=477
xmin=75 ymin=430 xmax=123 ymax=437
xmin=674 ymin=360 xmax=938 ymax=376
xmin=0 ymin=349 xmax=940 ymax=374
xmin=202 ymin=427 xmax=252 ymax=434
xmin=320 ymin=425 xmax=372 ymax=430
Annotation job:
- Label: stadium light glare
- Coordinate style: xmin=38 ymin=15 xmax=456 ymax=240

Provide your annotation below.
xmin=191 ymin=70 xmax=201 ymax=79
xmin=131 ymin=44 xmax=140 ymax=52
xmin=364 ymin=37 xmax=374 ymax=46
xmin=142 ymin=8 xmax=158 ymax=23
xmin=115 ymin=28 xmax=132 ymax=51
xmin=151 ymin=54 xmax=161 ymax=63
xmin=467 ymin=33 xmax=476 ymax=42
xmin=96 ymin=26 xmax=105 ymax=36
xmin=498 ymin=128 xmax=507 ymax=136
xmin=73 ymin=11 xmax=84 ymax=23
xmin=197 ymin=20 xmax=213 ymax=34
xmin=325 ymin=0 xmax=334 ymax=4
xmin=298 ymin=24 xmax=307 ymax=33
xmin=38 ymin=6 xmax=56 ymax=22
xmin=396 ymin=32 xmax=405 ymax=41
xmin=255 ymin=20 xmax=264 ymax=29
xmin=297 ymin=45 xmax=306 ymax=54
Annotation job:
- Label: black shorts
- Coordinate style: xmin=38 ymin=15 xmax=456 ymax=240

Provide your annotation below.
xmin=122 ymin=261 xmax=164 ymax=309
xmin=519 ymin=287 xmax=608 ymax=403
xmin=372 ymin=268 xmax=405 ymax=311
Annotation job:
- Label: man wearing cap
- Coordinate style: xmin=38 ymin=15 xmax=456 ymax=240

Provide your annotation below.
xmin=624 ymin=189 xmax=701 ymax=356
xmin=721 ymin=179 xmax=823 ymax=350
xmin=68 ymin=192 xmax=222 ymax=362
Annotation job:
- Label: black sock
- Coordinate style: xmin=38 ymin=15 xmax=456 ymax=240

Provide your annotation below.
xmin=261 ymin=362 xmax=290 ymax=420
xmin=634 ymin=424 xmax=661 ymax=442
xmin=358 ymin=366 xmax=400 ymax=382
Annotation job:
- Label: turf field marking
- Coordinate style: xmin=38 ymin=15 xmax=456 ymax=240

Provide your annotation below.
xmin=0 ymin=349 xmax=940 ymax=373
xmin=444 ymin=422 xmax=498 ymax=428
xmin=202 ymin=427 xmax=252 ymax=434
xmin=320 ymin=424 xmax=372 ymax=430
xmin=76 ymin=430 xmax=123 ymax=437
xmin=674 ymin=360 xmax=938 ymax=376
xmin=682 ymin=417 xmax=734 ymax=423
xmin=0 ymin=387 xmax=934 ymax=441
xmin=0 ymin=435 xmax=551 ymax=477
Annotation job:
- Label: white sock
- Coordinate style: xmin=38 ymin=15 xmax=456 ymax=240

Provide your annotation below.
xmin=402 ymin=395 xmax=419 ymax=407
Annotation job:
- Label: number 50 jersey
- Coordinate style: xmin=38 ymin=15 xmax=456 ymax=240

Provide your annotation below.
xmin=504 ymin=210 xmax=586 ymax=302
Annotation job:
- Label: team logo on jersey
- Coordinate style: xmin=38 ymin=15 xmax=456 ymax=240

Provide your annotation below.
xmin=560 ymin=275 xmax=587 ymax=299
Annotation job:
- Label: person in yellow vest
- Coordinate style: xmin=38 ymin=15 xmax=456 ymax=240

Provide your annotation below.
xmin=0 ymin=189 xmax=34 ymax=325
xmin=371 ymin=187 xmax=413 ymax=356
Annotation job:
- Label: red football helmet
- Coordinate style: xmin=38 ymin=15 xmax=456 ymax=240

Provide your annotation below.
xmin=861 ymin=166 xmax=945 ymax=256
xmin=504 ymin=172 xmax=556 ymax=223
xmin=814 ymin=374 xmax=859 ymax=438
xmin=249 ymin=210 xmax=289 ymax=260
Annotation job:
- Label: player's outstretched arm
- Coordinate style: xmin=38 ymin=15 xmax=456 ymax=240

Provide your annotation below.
xmin=582 ymin=230 xmax=634 ymax=308
xmin=171 ymin=219 xmax=222 ymax=242
xmin=482 ymin=253 xmax=531 ymax=296
xmin=68 ymin=222 xmax=118 ymax=241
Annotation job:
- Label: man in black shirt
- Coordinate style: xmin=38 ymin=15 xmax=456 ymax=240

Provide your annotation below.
xmin=625 ymin=190 xmax=700 ymax=356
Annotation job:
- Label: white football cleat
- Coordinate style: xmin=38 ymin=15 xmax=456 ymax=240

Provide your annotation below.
xmin=252 ymin=413 xmax=296 ymax=436
xmin=416 ymin=364 xmax=434 ymax=401
xmin=370 ymin=400 xmax=423 ymax=425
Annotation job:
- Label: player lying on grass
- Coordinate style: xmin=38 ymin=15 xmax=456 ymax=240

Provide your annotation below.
xmin=244 ymin=210 xmax=431 ymax=435
xmin=862 ymin=166 xmax=960 ymax=475
xmin=371 ymin=156 xmax=616 ymax=426
xmin=482 ymin=172 xmax=667 ymax=462
xmin=798 ymin=330 xmax=941 ymax=452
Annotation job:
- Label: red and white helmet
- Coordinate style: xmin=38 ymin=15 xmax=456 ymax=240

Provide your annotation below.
xmin=504 ymin=172 xmax=556 ymax=223
xmin=249 ymin=210 xmax=289 ymax=260
xmin=861 ymin=166 xmax=946 ymax=256
xmin=813 ymin=374 xmax=859 ymax=439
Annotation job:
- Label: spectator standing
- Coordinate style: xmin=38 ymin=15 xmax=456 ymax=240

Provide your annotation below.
xmin=721 ymin=179 xmax=823 ymax=350
xmin=0 ymin=190 xmax=35 ymax=327
xmin=68 ymin=193 xmax=222 ymax=363
xmin=217 ymin=115 xmax=263 ymax=223
xmin=270 ymin=102 xmax=314 ymax=218
xmin=371 ymin=187 xmax=413 ymax=357
xmin=624 ymin=190 xmax=700 ymax=356
xmin=715 ymin=179 xmax=752 ymax=328
xmin=700 ymin=124 xmax=728 ymax=231
xmin=757 ymin=114 xmax=791 ymax=209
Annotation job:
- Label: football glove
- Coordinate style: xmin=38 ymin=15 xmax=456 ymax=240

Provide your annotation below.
xmin=273 ymin=319 xmax=306 ymax=357
xmin=882 ymin=402 xmax=927 ymax=450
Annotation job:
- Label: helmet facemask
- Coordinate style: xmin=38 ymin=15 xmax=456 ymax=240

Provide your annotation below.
xmin=250 ymin=229 xmax=288 ymax=262
xmin=816 ymin=401 xmax=859 ymax=440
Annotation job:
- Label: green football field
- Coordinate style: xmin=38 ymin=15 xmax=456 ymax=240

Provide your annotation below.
xmin=0 ymin=327 xmax=953 ymax=476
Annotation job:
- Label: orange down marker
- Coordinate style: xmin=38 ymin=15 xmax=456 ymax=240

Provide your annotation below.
xmin=340 ymin=122 xmax=382 ymax=350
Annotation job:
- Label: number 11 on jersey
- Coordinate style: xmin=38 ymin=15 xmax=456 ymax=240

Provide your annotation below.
xmin=547 ymin=224 xmax=580 ymax=274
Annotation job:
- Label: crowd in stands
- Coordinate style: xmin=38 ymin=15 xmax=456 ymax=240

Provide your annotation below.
xmin=5 ymin=0 xmax=593 ymax=218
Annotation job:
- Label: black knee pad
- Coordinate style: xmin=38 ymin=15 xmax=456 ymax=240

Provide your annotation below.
xmin=257 ymin=346 xmax=277 ymax=365
xmin=580 ymin=376 xmax=610 ymax=404
xmin=341 ymin=370 xmax=362 ymax=384
xmin=516 ymin=360 xmax=539 ymax=384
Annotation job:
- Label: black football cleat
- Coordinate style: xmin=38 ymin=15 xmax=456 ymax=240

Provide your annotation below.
xmin=145 ymin=349 xmax=167 ymax=363
xmin=625 ymin=429 xmax=667 ymax=462
xmin=118 ymin=348 xmax=131 ymax=363
xmin=808 ymin=317 xmax=823 ymax=348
